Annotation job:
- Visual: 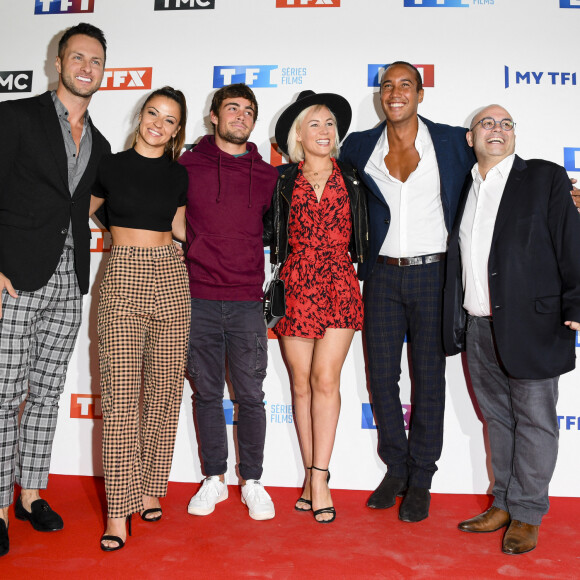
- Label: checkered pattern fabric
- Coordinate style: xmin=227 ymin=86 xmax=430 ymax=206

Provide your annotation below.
xmin=0 ymin=247 xmax=82 ymax=507
xmin=98 ymin=245 xmax=190 ymax=518
xmin=363 ymin=259 xmax=446 ymax=489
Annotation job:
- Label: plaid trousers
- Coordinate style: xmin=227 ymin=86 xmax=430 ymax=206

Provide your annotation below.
xmin=0 ymin=247 xmax=82 ymax=507
xmin=98 ymin=245 xmax=190 ymax=519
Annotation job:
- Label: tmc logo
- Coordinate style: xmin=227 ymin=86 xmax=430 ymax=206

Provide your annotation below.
xmin=276 ymin=0 xmax=340 ymax=6
xmin=564 ymin=148 xmax=580 ymax=171
xmin=0 ymin=71 xmax=33 ymax=93
xmin=504 ymin=66 xmax=577 ymax=89
xmin=90 ymin=229 xmax=112 ymax=252
xmin=154 ymin=0 xmax=215 ymax=9
xmin=560 ymin=0 xmax=580 ymax=7
xmin=71 ymin=394 xmax=102 ymax=419
xmin=362 ymin=403 xmax=411 ymax=430
xmin=35 ymin=0 xmax=94 ymax=14
xmin=404 ymin=0 xmax=469 ymax=6
xmin=368 ymin=64 xmax=435 ymax=88
xmin=213 ymin=66 xmax=277 ymax=88
xmin=223 ymin=399 xmax=237 ymax=425
xmin=101 ymin=68 xmax=152 ymax=90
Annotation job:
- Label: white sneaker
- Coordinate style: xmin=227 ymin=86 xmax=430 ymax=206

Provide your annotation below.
xmin=187 ymin=476 xmax=228 ymax=516
xmin=241 ymin=480 xmax=275 ymax=521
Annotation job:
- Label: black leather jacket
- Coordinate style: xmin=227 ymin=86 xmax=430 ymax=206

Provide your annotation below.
xmin=263 ymin=161 xmax=369 ymax=276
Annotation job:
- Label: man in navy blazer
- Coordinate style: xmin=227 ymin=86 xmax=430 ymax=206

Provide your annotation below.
xmin=442 ymin=104 xmax=580 ymax=554
xmin=340 ymin=61 xmax=475 ymax=522
xmin=0 ymin=23 xmax=110 ymax=556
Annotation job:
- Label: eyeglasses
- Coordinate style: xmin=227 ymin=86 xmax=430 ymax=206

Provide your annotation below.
xmin=470 ymin=117 xmax=515 ymax=132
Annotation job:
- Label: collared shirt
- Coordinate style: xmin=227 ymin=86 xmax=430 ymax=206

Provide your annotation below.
xmin=51 ymin=90 xmax=93 ymax=248
xmin=459 ymin=154 xmax=515 ymax=317
xmin=365 ymin=118 xmax=446 ymax=258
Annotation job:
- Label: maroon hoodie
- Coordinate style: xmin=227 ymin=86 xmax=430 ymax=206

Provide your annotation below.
xmin=179 ymin=135 xmax=278 ymax=301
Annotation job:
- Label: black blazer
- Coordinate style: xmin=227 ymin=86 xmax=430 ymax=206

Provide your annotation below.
xmin=442 ymin=155 xmax=580 ymax=379
xmin=0 ymin=92 xmax=110 ymax=294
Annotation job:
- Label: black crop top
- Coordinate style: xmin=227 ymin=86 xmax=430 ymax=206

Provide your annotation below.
xmin=92 ymin=148 xmax=188 ymax=232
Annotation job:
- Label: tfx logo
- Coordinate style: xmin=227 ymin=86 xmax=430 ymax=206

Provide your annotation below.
xmin=213 ymin=66 xmax=277 ymax=88
xmin=404 ymin=0 xmax=468 ymax=6
xmin=560 ymin=0 xmax=580 ymax=8
xmin=35 ymin=0 xmax=94 ymax=14
xmin=564 ymin=148 xmax=580 ymax=172
xmin=154 ymin=0 xmax=215 ymax=10
xmin=362 ymin=404 xmax=411 ymax=430
xmin=504 ymin=66 xmax=577 ymax=89
xmin=276 ymin=0 xmax=340 ymax=7
xmin=101 ymin=68 xmax=153 ymax=90
xmin=0 ymin=71 xmax=33 ymax=93
xmin=223 ymin=399 xmax=237 ymax=425
xmin=90 ymin=229 xmax=112 ymax=252
xmin=368 ymin=64 xmax=435 ymax=88
xmin=70 ymin=394 xmax=102 ymax=419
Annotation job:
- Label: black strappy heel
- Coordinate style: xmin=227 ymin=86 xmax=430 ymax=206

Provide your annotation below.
xmin=311 ymin=466 xmax=336 ymax=524
xmin=100 ymin=514 xmax=132 ymax=552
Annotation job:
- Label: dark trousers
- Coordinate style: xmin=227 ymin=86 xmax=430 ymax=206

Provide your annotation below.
xmin=466 ymin=315 xmax=559 ymax=525
xmin=364 ymin=259 xmax=446 ymax=488
xmin=187 ymin=299 xmax=268 ymax=481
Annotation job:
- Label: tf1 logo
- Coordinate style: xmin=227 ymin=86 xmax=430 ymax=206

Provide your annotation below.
xmin=361 ymin=403 xmax=411 ymax=430
xmin=213 ymin=66 xmax=277 ymax=88
xmin=564 ymin=148 xmax=580 ymax=172
xmin=35 ymin=0 xmax=94 ymax=14
xmin=0 ymin=71 xmax=33 ymax=93
xmin=560 ymin=0 xmax=580 ymax=7
xmin=368 ymin=64 xmax=435 ymax=88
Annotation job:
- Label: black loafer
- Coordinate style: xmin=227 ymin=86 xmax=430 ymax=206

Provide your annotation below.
xmin=398 ymin=487 xmax=430 ymax=522
xmin=366 ymin=475 xmax=408 ymax=509
xmin=0 ymin=519 xmax=8 ymax=557
xmin=14 ymin=497 xmax=63 ymax=532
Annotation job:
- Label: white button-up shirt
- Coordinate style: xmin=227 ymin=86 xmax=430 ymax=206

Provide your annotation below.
xmin=365 ymin=118 xmax=446 ymax=258
xmin=459 ymin=154 xmax=515 ymax=317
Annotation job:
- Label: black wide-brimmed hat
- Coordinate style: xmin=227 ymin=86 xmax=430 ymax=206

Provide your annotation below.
xmin=274 ymin=90 xmax=352 ymax=157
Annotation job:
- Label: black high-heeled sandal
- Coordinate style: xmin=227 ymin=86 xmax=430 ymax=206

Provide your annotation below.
xmin=100 ymin=514 xmax=132 ymax=552
xmin=140 ymin=508 xmax=162 ymax=522
xmin=311 ymin=466 xmax=336 ymax=524
xmin=295 ymin=467 xmax=312 ymax=512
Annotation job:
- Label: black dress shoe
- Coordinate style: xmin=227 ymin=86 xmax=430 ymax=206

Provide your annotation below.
xmin=14 ymin=497 xmax=63 ymax=531
xmin=366 ymin=475 xmax=408 ymax=509
xmin=0 ymin=519 xmax=8 ymax=557
xmin=399 ymin=487 xmax=430 ymax=522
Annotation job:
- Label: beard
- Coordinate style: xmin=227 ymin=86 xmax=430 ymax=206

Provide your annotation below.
xmin=60 ymin=71 xmax=101 ymax=99
xmin=217 ymin=125 xmax=250 ymax=145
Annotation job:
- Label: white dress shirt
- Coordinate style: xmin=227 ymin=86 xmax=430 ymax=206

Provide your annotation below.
xmin=365 ymin=118 xmax=446 ymax=258
xmin=459 ymin=154 xmax=515 ymax=317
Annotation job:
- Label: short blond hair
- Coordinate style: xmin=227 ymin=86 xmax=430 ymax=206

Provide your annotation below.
xmin=286 ymin=104 xmax=340 ymax=162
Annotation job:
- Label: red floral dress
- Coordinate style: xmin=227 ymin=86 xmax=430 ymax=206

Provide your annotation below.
xmin=275 ymin=159 xmax=364 ymax=339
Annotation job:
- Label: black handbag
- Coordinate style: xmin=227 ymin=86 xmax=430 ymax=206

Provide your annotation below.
xmin=263 ymin=265 xmax=286 ymax=328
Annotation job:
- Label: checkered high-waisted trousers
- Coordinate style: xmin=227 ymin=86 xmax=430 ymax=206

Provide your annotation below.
xmin=98 ymin=245 xmax=190 ymax=518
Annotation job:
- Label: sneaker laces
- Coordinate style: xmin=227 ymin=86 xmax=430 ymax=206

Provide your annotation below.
xmin=244 ymin=480 xmax=270 ymax=502
xmin=198 ymin=477 xmax=223 ymax=500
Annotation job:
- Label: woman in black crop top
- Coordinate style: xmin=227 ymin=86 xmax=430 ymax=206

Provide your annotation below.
xmin=90 ymin=87 xmax=190 ymax=552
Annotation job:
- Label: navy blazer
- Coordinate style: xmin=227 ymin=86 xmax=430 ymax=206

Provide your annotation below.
xmin=340 ymin=115 xmax=475 ymax=280
xmin=443 ymin=155 xmax=580 ymax=380
xmin=0 ymin=92 xmax=110 ymax=294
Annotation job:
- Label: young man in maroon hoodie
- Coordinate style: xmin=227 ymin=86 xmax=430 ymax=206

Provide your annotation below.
xmin=179 ymin=84 xmax=278 ymax=520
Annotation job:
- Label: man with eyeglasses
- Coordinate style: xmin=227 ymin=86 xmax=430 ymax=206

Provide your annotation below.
xmin=442 ymin=104 xmax=580 ymax=555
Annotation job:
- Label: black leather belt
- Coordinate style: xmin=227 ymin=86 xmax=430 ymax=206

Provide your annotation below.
xmin=376 ymin=253 xmax=446 ymax=267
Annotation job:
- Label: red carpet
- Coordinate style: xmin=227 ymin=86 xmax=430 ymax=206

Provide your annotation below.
xmin=1 ymin=475 xmax=579 ymax=579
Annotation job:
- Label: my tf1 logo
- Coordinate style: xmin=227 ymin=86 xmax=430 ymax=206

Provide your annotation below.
xmin=404 ymin=0 xmax=468 ymax=6
xmin=0 ymin=71 xmax=33 ymax=93
xmin=154 ymin=0 xmax=215 ymax=9
xmin=368 ymin=64 xmax=435 ymax=88
xmin=564 ymin=148 xmax=580 ymax=172
xmin=560 ymin=0 xmax=580 ymax=8
xmin=361 ymin=403 xmax=412 ymax=430
xmin=101 ymin=68 xmax=152 ymax=90
xmin=70 ymin=394 xmax=102 ymax=419
xmin=213 ymin=66 xmax=277 ymax=88
xmin=35 ymin=0 xmax=94 ymax=14
xmin=276 ymin=0 xmax=340 ymax=6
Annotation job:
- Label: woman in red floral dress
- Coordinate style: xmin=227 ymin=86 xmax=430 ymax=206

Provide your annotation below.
xmin=270 ymin=91 xmax=368 ymax=523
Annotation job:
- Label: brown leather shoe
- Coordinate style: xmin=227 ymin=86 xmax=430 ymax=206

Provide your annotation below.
xmin=502 ymin=520 xmax=539 ymax=555
xmin=458 ymin=506 xmax=510 ymax=533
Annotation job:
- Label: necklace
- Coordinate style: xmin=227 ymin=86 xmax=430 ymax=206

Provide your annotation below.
xmin=303 ymin=164 xmax=333 ymax=190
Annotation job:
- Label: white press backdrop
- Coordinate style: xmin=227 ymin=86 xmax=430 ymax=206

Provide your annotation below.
xmin=1 ymin=0 xmax=579 ymax=496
